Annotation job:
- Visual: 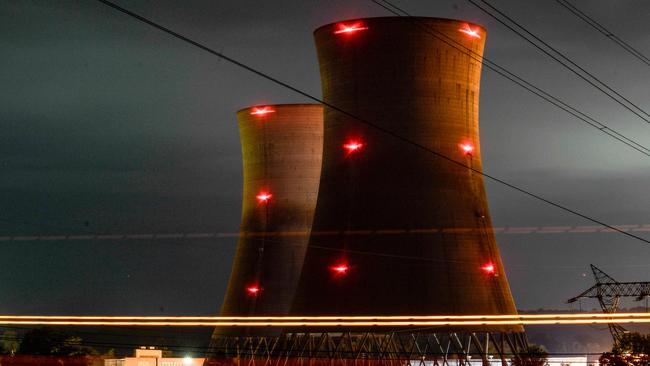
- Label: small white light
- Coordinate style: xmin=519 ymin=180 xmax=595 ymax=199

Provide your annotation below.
xmin=183 ymin=356 xmax=193 ymax=365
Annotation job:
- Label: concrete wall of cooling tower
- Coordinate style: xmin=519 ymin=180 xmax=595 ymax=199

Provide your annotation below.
xmin=290 ymin=17 xmax=519 ymax=331
xmin=218 ymin=104 xmax=323 ymax=334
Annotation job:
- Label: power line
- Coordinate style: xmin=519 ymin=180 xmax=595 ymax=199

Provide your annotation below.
xmin=92 ymin=0 xmax=650 ymax=246
xmin=465 ymin=0 xmax=650 ymax=125
xmin=554 ymin=0 xmax=650 ymax=67
xmin=369 ymin=0 xmax=650 ymax=157
xmin=3 ymin=223 xmax=650 ymax=241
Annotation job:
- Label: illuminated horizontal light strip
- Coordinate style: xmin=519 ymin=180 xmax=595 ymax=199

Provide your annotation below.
xmin=2 ymin=317 xmax=650 ymax=327
xmin=1 ymin=313 xmax=650 ymax=321
xmin=2 ymin=224 xmax=650 ymax=242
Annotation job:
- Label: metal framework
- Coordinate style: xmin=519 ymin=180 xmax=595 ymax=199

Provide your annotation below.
xmin=567 ymin=264 xmax=650 ymax=345
xmin=206 ymin=331 xmax=528 ymax=366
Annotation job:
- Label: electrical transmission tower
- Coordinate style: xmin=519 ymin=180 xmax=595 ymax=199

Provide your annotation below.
xmin=567 ymin=264 xmax=650 ymax=345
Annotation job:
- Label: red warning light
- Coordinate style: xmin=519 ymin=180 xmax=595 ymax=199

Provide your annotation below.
xmin=334 ymin=22 xmax=369 ymax=35
xmin=256 ymin=192 xmax=272 ymax=203
xmin=331 ymin=263 xmax=349 ymax=275
xmin=481 ymin=262 xmax=496 ymax=275
xmin=459 ymin=143 xmax=474 ymax=155
xmin=459 ymin=24 xmax=481 ymax=39
xmin=250 ymin=106 xmax=275 ymax=116
xmin=246 ymin=285 xmax=260 ymax=296
xmin=343 ymin=140 xmax=364 ymax=154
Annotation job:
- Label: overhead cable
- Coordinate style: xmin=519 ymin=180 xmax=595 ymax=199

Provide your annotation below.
xmin=93 ymin=0 xmax=650 ymax=246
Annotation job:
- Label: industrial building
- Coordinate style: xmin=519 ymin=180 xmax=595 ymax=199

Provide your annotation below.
xmin=105 ymin=347 xmax=204 ymax=366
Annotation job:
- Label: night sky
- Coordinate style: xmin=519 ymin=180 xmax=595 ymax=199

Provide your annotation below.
xmin=1 ymin=0 xmax=649 ymax=319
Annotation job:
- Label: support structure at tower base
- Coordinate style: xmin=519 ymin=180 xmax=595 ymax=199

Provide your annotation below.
xmin=206 ymin=332 xmax=528 ymax=366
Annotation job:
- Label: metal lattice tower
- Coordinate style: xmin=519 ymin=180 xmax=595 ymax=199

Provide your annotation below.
xmin=567 ymin=264 xmax=650 ymax=345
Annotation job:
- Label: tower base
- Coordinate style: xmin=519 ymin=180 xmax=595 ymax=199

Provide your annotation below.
xmin=206 ymin=331 xmax=528 ymax=366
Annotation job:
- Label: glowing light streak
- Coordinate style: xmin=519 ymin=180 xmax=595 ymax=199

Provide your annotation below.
xmin=460 ymin=143 xmax=474 ymax=155
xmin=256 ymin=192 xmax=272 ymax=203
xmin=334 ymin=22 xmax=369 ymax=35
xmin=481 ymin=262 xmax=496 ymax=275
xmin=459 ymin=24 xmax=481 ymax=39
xmin=247 ymin=286 xmax=261 ymax=295
xmin=1 ymin=315 xmax=650 ymax=327
xmin=10 ymin=313 xmax=650 ymax=319
xmin=331 ymin=263 xmax=350 ymax=275
xmin=250 ymin=106 xmax=275 ymax=116
xmin=0 ymin=313 xmax=649 ymax=324
xmin=343 ymin=140 xmax=364 ymax=153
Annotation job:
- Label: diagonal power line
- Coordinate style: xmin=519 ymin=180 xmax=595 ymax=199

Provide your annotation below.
xmin=93 ymin=0 xmax=650 ymax=245
xmin=466 ymin=0 xmax=650 ymax=125
xmin=370 ymin=0 xmax=650 ymax=157
xmin=554 ymin=0 xmax=650 ymax=67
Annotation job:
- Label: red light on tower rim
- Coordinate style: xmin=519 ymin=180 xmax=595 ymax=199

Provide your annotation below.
xmin=250 ymin=106 xmax=275 ymax=116
xmin=459 ymin=24 xmax=481 ymax=39
xmin=459 ymin=142 xmax=474 ymax=155
xmin=246 ymin=285 xmax=261 ymax=295
xmin=256 ymin=192 xmax=272 ymax=203
xmin=343 ymin=140 xmax=364 ymax=153
xmin=330 ymin=263 xmax=350 ymax=275
xmin=481 ymin=262 xmax=496 ymax=275
xmin=334 ymin=22 xmax=369 ymax=35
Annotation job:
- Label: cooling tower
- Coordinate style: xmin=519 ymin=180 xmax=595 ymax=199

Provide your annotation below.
xmin=218 ymin=104 xmax=323 ymax=334
xmin=290 ymin=17 xmax=519 ymax=329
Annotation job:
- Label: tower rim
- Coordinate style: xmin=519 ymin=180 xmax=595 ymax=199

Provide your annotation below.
xmin=237 ymin=103 xmax=323 ymax=116
xmin=313 ymin=16 xmax=486 ymax=36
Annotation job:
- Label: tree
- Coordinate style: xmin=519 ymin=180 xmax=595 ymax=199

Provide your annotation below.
xmin=512 ymin=344 xmax=549 ymax=366
xmin=1 ymin=330 xmax=19 ymax=355
xmin=17 ymin=328 xmax=96 ymax=356
xmin=600 ymin=332 xmax=650 ymax=366
xmin=614 ymin=332 xmax=650 ymax=355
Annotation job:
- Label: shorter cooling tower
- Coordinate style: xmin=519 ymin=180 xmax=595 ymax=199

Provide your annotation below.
xmin=216 ymin=104 xmax=323 ymax=337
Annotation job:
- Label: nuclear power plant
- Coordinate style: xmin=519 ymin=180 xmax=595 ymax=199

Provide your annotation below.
xmin=210 ymin=16 xmax=527 ymax=365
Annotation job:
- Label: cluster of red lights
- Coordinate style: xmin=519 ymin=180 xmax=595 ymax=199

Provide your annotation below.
xmin=334 ymin=22 xmax=368 ymax=35
xmin=248 ymin=261 xmax=494 ymax=293
xmin=241 ymin=18 xmax=497 ymax=305
xmin=247 ymin=138 xmax=479 ymax=293
xmin=250 ymin=99 xmax=484 ymax=293
xmin=334 ymin=21 xmax=478 ymax=40
xmin=248 ymin=263 xmax=350 ymax=296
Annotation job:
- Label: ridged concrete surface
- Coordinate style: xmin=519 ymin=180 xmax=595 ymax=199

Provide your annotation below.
xmin=218 ymin=104 xmax=323 ymax=335
xmin=290 ymin=17 xmax=520 ymax=331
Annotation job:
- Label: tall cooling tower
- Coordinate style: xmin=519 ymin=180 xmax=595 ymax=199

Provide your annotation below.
xmin=291 ymin=17 xmax=519 ymax=326
xmin=219 ymin=104 xmax=323 ymax=331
